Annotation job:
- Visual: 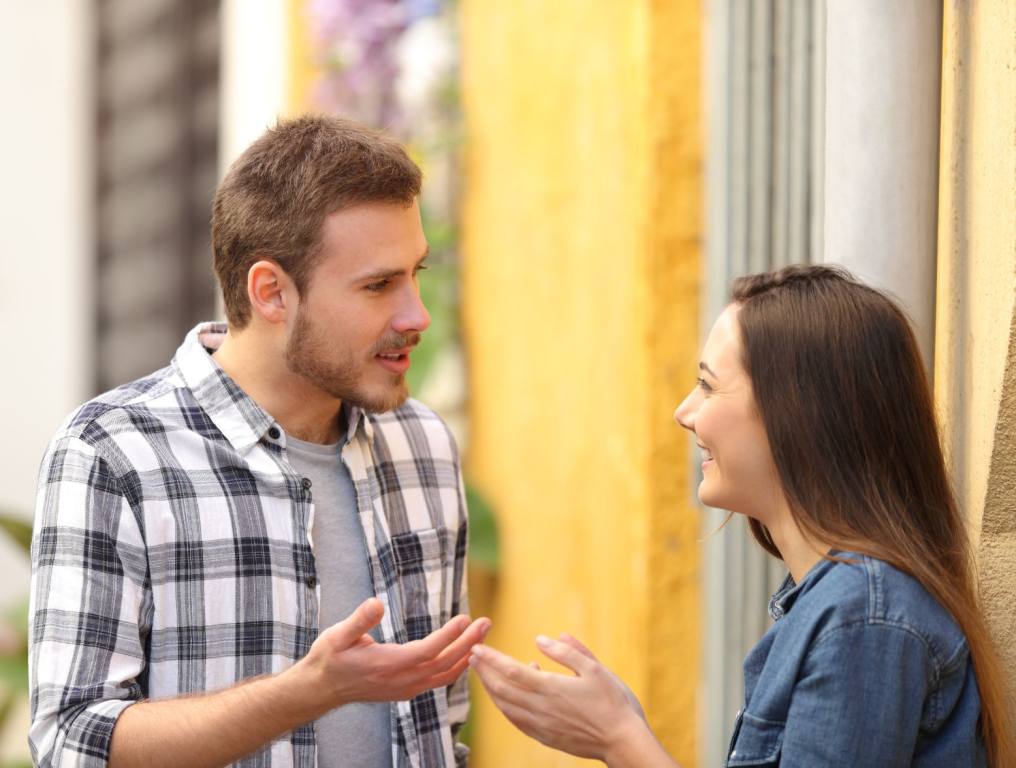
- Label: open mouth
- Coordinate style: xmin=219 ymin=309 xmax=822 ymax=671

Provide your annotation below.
xmin=696 ymin=442 xmax=714 ymax=468
xmin=375 ymin=349 xmax=412 ymax=374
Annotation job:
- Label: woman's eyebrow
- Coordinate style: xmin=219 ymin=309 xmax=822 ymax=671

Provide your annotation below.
xmin=699 ymin=361 xmax=718 ymax=379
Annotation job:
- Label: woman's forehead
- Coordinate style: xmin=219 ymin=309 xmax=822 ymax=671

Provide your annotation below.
xmin=701 ymin=304 xmax=743 ymax=374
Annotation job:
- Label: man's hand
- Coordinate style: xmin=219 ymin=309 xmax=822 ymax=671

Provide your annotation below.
xmin=109 ymin=599 xmax=491 ymax=768
xmin=288 ymin=597 xmax=492 ymax=712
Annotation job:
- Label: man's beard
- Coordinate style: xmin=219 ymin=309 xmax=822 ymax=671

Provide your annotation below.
xmin=284 ymin=308 xmax=417 ymax=413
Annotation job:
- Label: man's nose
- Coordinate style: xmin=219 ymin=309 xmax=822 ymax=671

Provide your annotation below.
xmin=392 ymin=287 xmax=431 ymax=335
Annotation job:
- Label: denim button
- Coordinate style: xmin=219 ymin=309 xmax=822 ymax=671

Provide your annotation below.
xmin=302 ymin=477 xmax=312 ymax=491
xmin=268 ymin=427 xmax=281 ymax=440
xmin=306 ymin=575 xmax=317 ymax=588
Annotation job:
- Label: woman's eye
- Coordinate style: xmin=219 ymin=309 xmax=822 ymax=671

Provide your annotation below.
xmin=697 ymin=377 xmax=713 ymax=393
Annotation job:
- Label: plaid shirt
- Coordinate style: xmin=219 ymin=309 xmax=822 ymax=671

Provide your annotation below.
xmin=29 ymin=323 xmax=470 ymax=768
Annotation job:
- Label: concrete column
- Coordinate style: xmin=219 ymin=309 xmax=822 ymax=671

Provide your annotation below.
xmin=821 ymin=1 xmax=942 ymax=367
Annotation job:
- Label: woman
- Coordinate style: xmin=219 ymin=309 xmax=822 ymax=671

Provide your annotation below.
xmin=469 ymin=266 xmax=1012 ymax=766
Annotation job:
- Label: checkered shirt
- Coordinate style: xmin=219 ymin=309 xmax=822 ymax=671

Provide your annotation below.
xmin=29 ymin=323 xmax=470 ymax=768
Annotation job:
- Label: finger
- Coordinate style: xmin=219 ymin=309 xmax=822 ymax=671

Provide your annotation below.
xmin=536 ymin=635 xmax=599 ymax=677
xmin=402 ymin=614 xmax=473 ymax=664
xmin=418 ymin=653 xmax=473 ymax=693
xmin=529 ymin=662 xmax=540 ymax=670
xmin=490 ymin=697 xmax=545 ymax=742
xmin=423 ymin=618 xmax=492 ymax=675
xmin=470 ymin=653 xmax=547 ymax=712
xmin=469 ymin=645 xmax=546 ymax=692
xmin=558 ymin=632 xmax=598 ymax=661
xmin=327 ymin=597 xmax=384 ymax=649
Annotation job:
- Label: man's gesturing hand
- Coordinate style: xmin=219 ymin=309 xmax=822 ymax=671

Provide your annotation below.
xmin=287 ymin=597 xmax=491 ymax=714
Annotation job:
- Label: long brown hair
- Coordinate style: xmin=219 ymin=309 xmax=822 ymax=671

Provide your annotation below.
xmin=731 ymin=264 xmax=1012 ymax=765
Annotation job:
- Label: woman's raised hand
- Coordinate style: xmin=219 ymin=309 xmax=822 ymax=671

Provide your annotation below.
xmin=469 ymin=634 xmax=677 ymax=767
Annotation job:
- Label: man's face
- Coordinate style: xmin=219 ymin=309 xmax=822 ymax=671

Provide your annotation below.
xmin=284 ymin=201 xmax=431 ymax=413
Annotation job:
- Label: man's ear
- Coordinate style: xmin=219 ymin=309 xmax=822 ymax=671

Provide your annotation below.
xmin=247 ymin=259 xmax=293 ymax=325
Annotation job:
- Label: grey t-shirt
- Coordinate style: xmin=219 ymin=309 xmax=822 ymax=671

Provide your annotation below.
xmin=285 ymin=434 xmax=393 ymax=768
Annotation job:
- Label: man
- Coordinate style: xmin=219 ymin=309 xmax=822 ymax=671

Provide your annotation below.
xmin=29 ymin=115 xmax=487 ymax=768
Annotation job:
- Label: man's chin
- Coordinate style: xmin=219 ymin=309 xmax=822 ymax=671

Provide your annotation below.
xmin=347 ymin=382 xmax=411 ymax=414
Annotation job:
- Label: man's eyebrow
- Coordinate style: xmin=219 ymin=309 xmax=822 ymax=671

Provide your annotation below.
xmin=353 ymin=249 xmax=430 ymax=283
xmin=699 ymin=362 xmax=718 ymax=379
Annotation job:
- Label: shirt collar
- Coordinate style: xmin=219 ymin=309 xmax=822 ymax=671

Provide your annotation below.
xmin=173 ymin=322 xmax=374 ymax=453
xmin=767 ymin=554 xmax=841 ymax=620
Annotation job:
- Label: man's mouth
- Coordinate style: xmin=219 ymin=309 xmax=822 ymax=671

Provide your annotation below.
xmin=375 ymin=348 xmax=412 ymax=374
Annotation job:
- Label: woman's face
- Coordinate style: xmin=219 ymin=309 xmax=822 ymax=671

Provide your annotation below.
xmin=674 ymin=303 xmax=782 ymax=520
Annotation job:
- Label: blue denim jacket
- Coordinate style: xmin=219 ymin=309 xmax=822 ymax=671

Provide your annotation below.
xmin=726 ymin=554 xmax=985 ymax=767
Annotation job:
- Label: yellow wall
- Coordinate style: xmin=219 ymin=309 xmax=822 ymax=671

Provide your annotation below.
xmin=935 ymin=0 xmax=1016 ymax=721
xmin=460 ymin=1 xmax=702 ymax=765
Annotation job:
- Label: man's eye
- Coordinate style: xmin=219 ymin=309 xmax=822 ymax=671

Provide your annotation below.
xmin=366 ymin=280 xmax=389 ymax=292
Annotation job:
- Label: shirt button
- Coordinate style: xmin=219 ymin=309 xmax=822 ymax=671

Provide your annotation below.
xmin=301 ymin=477 xmax=312 ymax=491
xmin=306 ymin=575 xmax=318 ymax=588
xmin=268 ymin=427 xmax=281 ymax=440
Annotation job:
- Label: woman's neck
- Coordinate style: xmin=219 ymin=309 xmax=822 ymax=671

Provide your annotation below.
xmin=763 ymin=502 xmax=829 ymax=583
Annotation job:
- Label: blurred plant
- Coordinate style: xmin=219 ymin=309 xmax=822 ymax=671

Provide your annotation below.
xmin=309 ymin=0 xmax=498 ymax=574
xmin=0 ymin=513 xmax=30 ymax=768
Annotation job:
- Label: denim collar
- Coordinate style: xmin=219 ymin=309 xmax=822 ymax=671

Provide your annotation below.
xmin=767 ymin=553 xmax=849 ymax=620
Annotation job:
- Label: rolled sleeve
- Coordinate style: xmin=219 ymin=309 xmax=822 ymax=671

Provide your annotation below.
xmin=29 ymin=435 xmax=150 ymax=767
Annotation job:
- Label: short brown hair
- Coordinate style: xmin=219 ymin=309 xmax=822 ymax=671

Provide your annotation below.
xmin=212 ymin=114 xmax=422 ymax=327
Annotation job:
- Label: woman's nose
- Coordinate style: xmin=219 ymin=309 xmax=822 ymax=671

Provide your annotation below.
xmin=674 ymin=389 xmax=698 ymax=431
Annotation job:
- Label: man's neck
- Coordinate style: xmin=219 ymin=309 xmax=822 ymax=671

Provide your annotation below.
xmin=212 ymin=328 xmax=344 ymax=444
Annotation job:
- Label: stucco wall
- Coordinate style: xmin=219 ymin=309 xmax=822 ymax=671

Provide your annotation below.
xmin=934 ymin=0 xmax=1016 ymax=720
xmin=460 ymin=1 xmax=702 ymax=764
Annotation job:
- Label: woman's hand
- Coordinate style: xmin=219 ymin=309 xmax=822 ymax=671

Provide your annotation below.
xmin=469 ymin=633 xmax=675 ymax=766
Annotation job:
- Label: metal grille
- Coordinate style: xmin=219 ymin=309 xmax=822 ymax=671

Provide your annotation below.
xmin=700 ymin=1 xmax=825 ymax=764
xmin=94 ymin=0 xmax=220 ymax=392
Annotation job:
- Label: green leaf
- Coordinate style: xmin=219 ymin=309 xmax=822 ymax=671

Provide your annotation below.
xmin=0 ymin=657 xmax=28 ymax=694
xmin=465 ymin=485 xmax=499 ymax=571
xmin=0 ymin=515 xmax=31 ymax=554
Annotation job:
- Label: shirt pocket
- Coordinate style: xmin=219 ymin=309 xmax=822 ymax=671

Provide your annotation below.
xmin=390 ymin=527 xmax=448 ymax=634
xmin=726 ymin=711 xmax=785 ymax=767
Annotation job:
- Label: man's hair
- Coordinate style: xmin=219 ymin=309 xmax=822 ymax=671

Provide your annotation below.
xmin=212 ymin=114 xmax=422 ymax=327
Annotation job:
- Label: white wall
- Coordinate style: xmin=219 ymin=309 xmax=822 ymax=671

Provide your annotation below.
xmin=220 ymin=0 xmax=289 ymax=172
xmin=0 ymin=2 xmax=93 ymax=606
xmin=822 ymin=0 xmax=942 ymax=367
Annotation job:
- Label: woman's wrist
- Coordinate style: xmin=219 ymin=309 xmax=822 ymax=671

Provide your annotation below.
xmin=602 ymin=710 xmax=675 ymax=768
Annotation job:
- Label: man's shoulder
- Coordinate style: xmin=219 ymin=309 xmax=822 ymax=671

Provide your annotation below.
xmin=50 ymin=363 xmax=194 ymax=452
xmin=366 ymin=399 xmax=459 ymax=462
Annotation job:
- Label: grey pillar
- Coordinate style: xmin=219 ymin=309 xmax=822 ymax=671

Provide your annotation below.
xmin=821 ymin=0 xmax=943 ymax=368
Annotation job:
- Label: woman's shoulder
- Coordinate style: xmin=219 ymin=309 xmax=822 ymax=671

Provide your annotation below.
xmin=791 ymin=553 xmax=969 ymax=672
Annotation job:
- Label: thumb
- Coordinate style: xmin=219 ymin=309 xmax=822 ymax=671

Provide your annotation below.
xmin=329 ymin=597 xmax=384 ymax=649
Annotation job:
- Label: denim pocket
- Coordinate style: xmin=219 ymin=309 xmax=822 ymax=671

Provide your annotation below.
xmin=726 ymin=712 xmax=785 ymax=766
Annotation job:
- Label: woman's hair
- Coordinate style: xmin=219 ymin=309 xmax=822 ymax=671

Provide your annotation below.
xmin=731 ymin=264 xmax=1012 ymax=764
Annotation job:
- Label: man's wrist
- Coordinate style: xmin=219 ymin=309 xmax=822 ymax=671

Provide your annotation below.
xmin=272 ymin=659 xmax=335 ymax=725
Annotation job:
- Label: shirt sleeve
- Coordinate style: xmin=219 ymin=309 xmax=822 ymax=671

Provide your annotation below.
xmin=446 ymin=460 xmax=470 ymax=767
xmin=778 ymin=621 xmax=930 ymax=766
xmin=29 ymin=434 xmax=150 ymax=767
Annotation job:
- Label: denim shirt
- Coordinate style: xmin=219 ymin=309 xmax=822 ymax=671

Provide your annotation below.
xmin=726 ymin=554 xmax=986 ymax=767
